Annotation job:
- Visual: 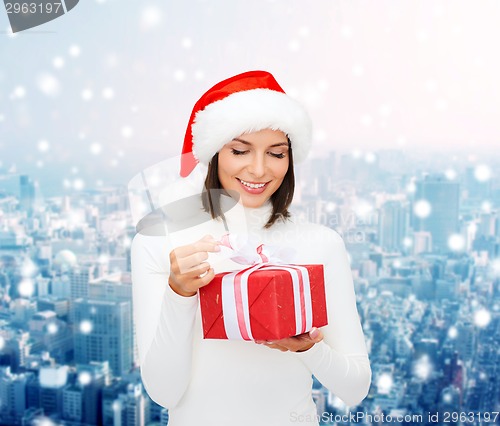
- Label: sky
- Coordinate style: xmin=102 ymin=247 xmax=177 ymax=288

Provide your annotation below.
xmin=1 ymin=0 xmax=500 ymax=195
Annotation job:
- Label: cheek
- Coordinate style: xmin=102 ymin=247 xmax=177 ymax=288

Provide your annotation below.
xmin=275 ymin=162 xmax=289 ymax=179
xmin=217 ymin=153 xmax=237 ymax=178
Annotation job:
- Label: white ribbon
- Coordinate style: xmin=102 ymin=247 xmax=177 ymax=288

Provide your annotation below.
xmin=216 ymin=233 xmax=313 ymax=340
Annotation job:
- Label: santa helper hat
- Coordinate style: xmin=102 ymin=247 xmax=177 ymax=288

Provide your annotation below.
xmin=180 ymin=70 xmax=312 ymax=177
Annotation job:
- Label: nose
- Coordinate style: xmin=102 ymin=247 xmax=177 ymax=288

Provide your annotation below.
xmin=247 ymin=153 xmax=267 ymax=178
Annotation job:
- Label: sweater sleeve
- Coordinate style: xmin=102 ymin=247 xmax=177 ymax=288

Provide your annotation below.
xmin=293 ymin=230 xmax=371 ymax=407
xmin=131 ymin=233 xmax=198 ymax=408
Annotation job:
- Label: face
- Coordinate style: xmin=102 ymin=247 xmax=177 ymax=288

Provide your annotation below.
xmin=217 ymin=128 xmax=290 ymax=208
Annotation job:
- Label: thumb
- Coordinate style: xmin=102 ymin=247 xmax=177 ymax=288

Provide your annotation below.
xmin=309 ymin=327 xmax=322 ymax=342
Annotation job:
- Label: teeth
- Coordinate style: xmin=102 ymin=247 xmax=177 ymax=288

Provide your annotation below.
xmin=239 ymin=179 xmax=266 ymax=189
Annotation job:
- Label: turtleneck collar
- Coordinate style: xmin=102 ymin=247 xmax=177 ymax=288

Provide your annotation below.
xmin=220 ymin=194 xmax=273 ymax=234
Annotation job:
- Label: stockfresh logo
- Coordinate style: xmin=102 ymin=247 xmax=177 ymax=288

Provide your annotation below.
xmin=4 ymin=0 xmax=79 ymax=33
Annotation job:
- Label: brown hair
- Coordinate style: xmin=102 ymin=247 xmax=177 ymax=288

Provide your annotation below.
xmin=201 ymin=138 xmax=294 ymax=229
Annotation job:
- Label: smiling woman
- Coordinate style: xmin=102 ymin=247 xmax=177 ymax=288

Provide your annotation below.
xmin=131 ymin=70 xmax=371 ymax=426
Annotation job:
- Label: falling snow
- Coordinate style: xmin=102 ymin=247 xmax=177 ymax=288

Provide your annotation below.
xmin=38 ymin=139 xmax=50 ymax=152
xmin=414 ymin=200 xmax=432 ymax=218
xmin=448 ymin=234 xmax=465 ymax=251
xmin=474 ymin=309 xmax=491 ymax=328
xmin=474 ymin=164 xmax=492 ymax=182
xmin=80 ymin=320 xmax=93 ymax=334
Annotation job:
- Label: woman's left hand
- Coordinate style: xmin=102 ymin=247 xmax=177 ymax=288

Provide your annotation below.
xmin=255 ymin=327 xmax=323 ymax=353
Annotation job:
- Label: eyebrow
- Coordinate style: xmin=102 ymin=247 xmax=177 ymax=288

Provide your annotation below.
xmin=231 ymin=137 xmax=289 ymax=148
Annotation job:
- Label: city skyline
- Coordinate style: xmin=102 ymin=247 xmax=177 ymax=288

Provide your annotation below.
xmin=1 ymin=146 xmax=499 ymax=424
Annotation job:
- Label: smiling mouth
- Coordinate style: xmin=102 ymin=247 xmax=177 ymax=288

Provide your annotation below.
xmin=236 ymin=178 xmax=270 ymax=189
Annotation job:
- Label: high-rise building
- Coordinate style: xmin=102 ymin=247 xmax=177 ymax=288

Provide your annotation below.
xmin=73 ymin=299 xmax=133 ymax=377
xmin=70 ymin=265 xmax=95 ymax=301
xmin=379 ymin=200 xmax=408 ymax=252
xmin=20 ymin=175 xmax=36 ymax=215
xmin=102 ymin=379 xmax=130 ymax=425
xmin=0 ymin=367 xmax=29 ymax=424
xmin=412 ymin=174 xmax=460 ymax=253
xmin=74 ymin=363 xmax=107 ymax=425
xmin=111 ymin=383 xmax=147 ymax=426
xmin=62 ymin=384 xmax=83 ymax=422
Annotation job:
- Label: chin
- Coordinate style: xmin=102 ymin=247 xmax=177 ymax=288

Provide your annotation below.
xmin=236 ymin=192 xmax=270 ymax=208
xmin=240 ymin=197 xmax=267 ymax=208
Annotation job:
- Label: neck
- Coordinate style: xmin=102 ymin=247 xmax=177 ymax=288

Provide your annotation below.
xmin=220 ymin=194 xmax=273 ymax=233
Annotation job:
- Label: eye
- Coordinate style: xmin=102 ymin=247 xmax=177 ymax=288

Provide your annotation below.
xmin=269 ymin=152 xmax=286 ymax=159
xmin=231 ymin=149 xmax=248 ymax=155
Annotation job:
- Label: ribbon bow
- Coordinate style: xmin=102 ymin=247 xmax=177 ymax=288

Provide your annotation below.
xmin=216 ymin=233 xmax=297 ymax=265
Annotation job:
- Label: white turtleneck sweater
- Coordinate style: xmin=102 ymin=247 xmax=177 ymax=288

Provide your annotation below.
xmin=131 ymin=197 xmax=371 ymax=426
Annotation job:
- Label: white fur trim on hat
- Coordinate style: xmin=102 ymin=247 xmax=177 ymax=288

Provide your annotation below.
xmin=191 ymin=88 xmax=312 ymax=164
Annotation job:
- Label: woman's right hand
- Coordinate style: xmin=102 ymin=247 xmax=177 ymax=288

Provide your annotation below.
xmin=168 ymin=234 xmax=221 ymax=297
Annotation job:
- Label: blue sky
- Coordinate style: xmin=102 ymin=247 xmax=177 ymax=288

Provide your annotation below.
xmin=1 ymin=0 xmax=500 ymax=195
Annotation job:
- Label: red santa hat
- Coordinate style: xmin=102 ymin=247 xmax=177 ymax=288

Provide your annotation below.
xmin=180 ymin=70 xmax=312 ymax=177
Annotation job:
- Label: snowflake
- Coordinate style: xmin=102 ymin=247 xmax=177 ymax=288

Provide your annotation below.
xmin=447 ymin=326 xmax=458 ymax=339
xmin=18 ymin=279 xmax=34 ymax=297
xmin=474 ymin=164 xmax=491 ymax=182
xmin=102 ymin=87 xmax=114 ymax=99
xmin=22 ymin=258 xmax=37 ymax=277
xmin=78 ymin=371 xmax=92 ymax=386
xmin=445 ymin=169 xmax=457 ymax=180
xmin=73 ymin=179 xmax=85 ymax=190
xmin=69 ymin=45 xmax=81 ymax=57
xmin=11 ymin=86 xmax=26 ymax=99
xmin=481 ymin=201 xmax=492 ymax=213
xmin=141 ymin=6 xmax=162 ymax=30
xmin=474 ymin=309 xmax=491 ymax=328
xmin=288 ymin=40 xmax=300 ymax=52
xmin=365 ymin=152 xmax=376 ymax=163
xmin=38 ymin=139 xmax=50 ymax=152
xmin=403 ymin=237 xmax=413 ymax=247
xmin=37 ymin=73 xmax=60 ymax=97
xmin=413 ymin=200 xmax=431 ymax=218
xmin=82 ymin=89 xmax=93 ymax=101
xmin=377 ymin=373 xmax=393 ymax=394
xmin=80 ymin=320 xmax=93 ymax=334
xmin=47 ymin=323 xmax=58 ymax=334
xmin=53 ymin=57 xmax=65 ymax=69
xmin=442 ymin=392 xmax=452 ymax=403
xmin=414 ymin=355 xmax=432 ymax=380
xmin=122 ymin=126 xmax=133 ymax=138
xmin=181 ymin=37 xmax=192 ymax=49
xmin=351 ymin=149 xmax=362 ymax=159
xmin=194 ymin=70 xmax=205 ymax=81
xmin=90 ymin=143 xmax=102 ymax=155
xmin=448 ymin=234 xmax=465 ymax=251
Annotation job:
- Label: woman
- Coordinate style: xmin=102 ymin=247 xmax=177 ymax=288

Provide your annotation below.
xmin=131 ymin=71 xmax=371 ymax=426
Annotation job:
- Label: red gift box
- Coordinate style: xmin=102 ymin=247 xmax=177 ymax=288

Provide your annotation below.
xmin=199 ymin=263 xmax=328 ymax=341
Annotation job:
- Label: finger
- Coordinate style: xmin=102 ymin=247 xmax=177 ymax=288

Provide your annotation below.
xmin=271 ymin=330 xmax=323 ymax=352
xmin=264 ymin=342 xmax=288 ymax=352
xmin=309 ymin=327 xmax=323 ymax=342
xmin=193 ymin=267 xmax=215 ymax=287
xmin=174 ymin=241 xmax=220 ymax=259
xmin=177 ymin=251 xmax=209 ymax=273
xmin=267 ymin=338 xmax=297 ymax=351
xmin=181 ymin=262 xmax=211 ymax=279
